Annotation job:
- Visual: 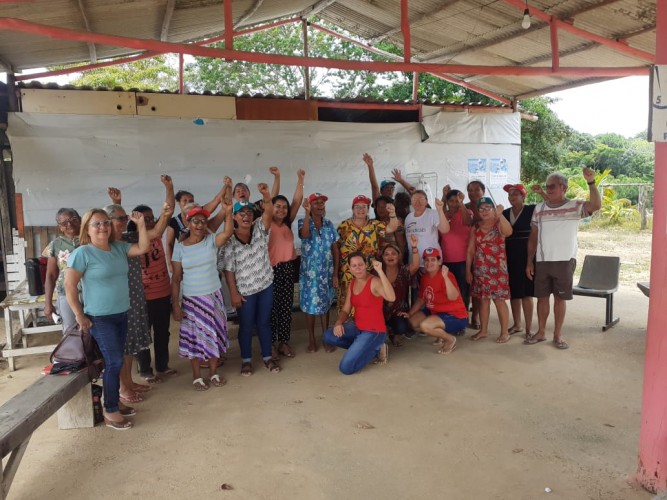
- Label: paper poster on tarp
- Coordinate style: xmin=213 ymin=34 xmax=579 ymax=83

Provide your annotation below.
xmin=489 ymin=158 xmax=508 ymax=188
xmin=468 ymin=158 xmax=487 ymax=183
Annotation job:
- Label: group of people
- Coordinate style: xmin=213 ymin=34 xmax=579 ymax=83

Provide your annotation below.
xmin=42 ymin=154 xmax=600 ymax=431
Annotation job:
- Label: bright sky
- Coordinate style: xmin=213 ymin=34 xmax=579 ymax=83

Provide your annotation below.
xmin=547 ymin=76 xmax=649 ymax=138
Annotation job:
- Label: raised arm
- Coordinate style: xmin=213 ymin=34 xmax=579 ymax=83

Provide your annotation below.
xmin=435 ymin=198 xmax=450 ymax=234
xmin=408 ymin=234 xmax=420 ymax=276
xmin=289 ymin=169 xmax=305 ymax=222
xmin=146 ymin=175 xmax=176 ymax=239
xmin=495 ymin=204 xmax=512 ymax=237
xmin=107 ymin=187 xmax=122 ymax=205
xmin=207 ymin=179 xmax=231 ymax=232
xmin=298 ymin=198 xmax=311 ymax=239
xmin=441 ymin=264 xmax=460 ymax=301
xmin=363 ymin=153 xmax=380 ymax=203
xmin=582 ymin=167 xmax=601 ymax=214
xmin=127 ymin=212 xmax=150 ymax=257
xmin=215 ymin=201 xmax=234 ymax=247
xmin=222 ymin=176 xmax=232 ymax=205
xmin=385 ymin=203 xmax=400 ymax=234
xmin=371 ymin=260 xmax=396 ymax=302
xmin=441 ymin=184 xmax=451 ymax=204
xmin=391 ymin=168 xmax=416 ymax=195
xmin=270 ymin=166 xmax=281 ymax=198
xmin=259 ymin=182 xmax=273 ymax=230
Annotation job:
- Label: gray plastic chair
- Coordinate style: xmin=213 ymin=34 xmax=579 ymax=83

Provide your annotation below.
xmin=572 ymin=255 xmax=620 ymax=331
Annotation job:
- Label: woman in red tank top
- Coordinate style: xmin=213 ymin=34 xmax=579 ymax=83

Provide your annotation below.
xmin=323 ymin=252 xmax=395 ymax=375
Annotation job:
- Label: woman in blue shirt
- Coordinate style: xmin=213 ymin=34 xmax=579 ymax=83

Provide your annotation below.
xmin=65 ymin=208 xmax=149 ymax=431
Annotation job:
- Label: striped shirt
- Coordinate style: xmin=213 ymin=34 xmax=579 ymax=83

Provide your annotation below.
xmin=172 ymin=234 xmax=220 ymax=297
xmin=531 ymin=199 xmax=587 ymax=262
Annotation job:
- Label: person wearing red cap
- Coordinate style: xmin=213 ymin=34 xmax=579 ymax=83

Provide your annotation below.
xmin=502 ymin=183 xmax=536 ymax=338
xmin=299 ymin=192 xmax=337 ymax=353
xmin=334 ymin=193 xmax=399 ymax=317
xmin=171 ymin=195 xmax=234 ymax=391
xmin=400 ymin=247 xmax=468 ymax=354
xmin=466 ymin=197 xmax=512 ymax=343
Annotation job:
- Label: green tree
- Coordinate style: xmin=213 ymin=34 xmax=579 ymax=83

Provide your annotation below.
xmin=519 ymin=97 xmax=573 ymax=182
xmin=65 ymin=55 xmax=178 ymax=90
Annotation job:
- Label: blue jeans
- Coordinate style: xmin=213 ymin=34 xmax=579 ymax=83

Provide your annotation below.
xmin=237 ymin=285 xmax=273 ymax=362
xmin=323 ymin=321 xmax=386 ymax=375
xmin=89 ymin=312 xmax=128 ymax=413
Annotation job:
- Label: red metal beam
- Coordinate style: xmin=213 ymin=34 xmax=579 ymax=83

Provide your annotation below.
xmin=224 ymin=0 xmax=233 ymax=50
xmin=1 ymin=18 xmax=649 ymax=79
xmin=550 ymin=16 xmax=559 ymax=72
xmin=501 ymin=0 xmax=655 ymax=62
xmin=636 ymin=0 xmax=667 ymax=493
xmin=309 ymin=22 xmax=512 ymax=104
xmin=401 ymin=0 xmax=411 ymax=64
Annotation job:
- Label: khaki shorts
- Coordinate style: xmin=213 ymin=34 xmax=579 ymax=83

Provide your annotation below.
xmin=534 ymin=259 xmax=576 ymax=300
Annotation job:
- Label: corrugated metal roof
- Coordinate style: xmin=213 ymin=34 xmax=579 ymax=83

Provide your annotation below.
xmin=0 ymin=0 xmax=656 ymax=100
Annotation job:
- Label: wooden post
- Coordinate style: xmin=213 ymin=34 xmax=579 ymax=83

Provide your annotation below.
xmin=178 ymin=52 xmax=184 ymax=94
xmin=57 ymin=383 xmax=94 ymax=430
xmin=636 ymin=0 xmax=667 ymax=492
xmin=412 ymin=71 xmax=419 ymax=102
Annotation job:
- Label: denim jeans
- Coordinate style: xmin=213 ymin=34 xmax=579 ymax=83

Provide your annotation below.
xmin=136 ymin=295 xmax=172 ymax=375
xmin=89 ymin=311 xmax=128 ymax=413
xmin=237 ymin=284 xmax=273 ymax=362
xmin=323 ymin=320 xmax=387 ymax=375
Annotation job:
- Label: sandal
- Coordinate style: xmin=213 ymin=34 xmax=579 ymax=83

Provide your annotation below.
xmin=523 ymin=335 xmax=546 ymax=345
xmin=156 ymin=368 xmax=178 ymax=377
xmin=264 ymin=359 xmax=281 ymax=373
xmin=508 ymin=326 xmax=523 ymax=335
xmin=469 ymin=333 xmax=487 ymax=341
xmin=437 ymin=340 xmax=457 ymax=354
xmin=119 ymin=406 xmax=136 ymax=417
xmin=278 ymin=343 xmax=295 ymax=358
xmin=241 ymin=362 xmax=253 ymax=377
xmin=142 ymin=374 xmax=163 ymax=384
xmin=553 ymin=339 xmax=569 ymax=350
xmin=119 ymin=392 xmax=143 ymax=404
xmin=210 ymin=374 xmax=227 ymax=387
xmin=192 ymin=377 xmax=209 ymax=391
xmin=104 ymin=417 xmax=133 ymax=430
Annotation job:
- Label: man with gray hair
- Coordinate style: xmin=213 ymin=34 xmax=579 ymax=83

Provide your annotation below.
xmin=524 ymin=167 xmax=601 ymax=349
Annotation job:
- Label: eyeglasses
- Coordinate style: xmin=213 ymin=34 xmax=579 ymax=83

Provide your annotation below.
xmin=353 ymin=205 xmax=368 ymax=209
xmin=111 ymin=215 xmax=129 ymax=223
xmin=478 ymin=206 xmax=493 ymax=212
xmin=89 ymin=220 xmax=112 ymax=228
xmin=190 ymin=218 xmax=207 ymax=226
xmin=57 ymin=217 xmax=79 ymax=227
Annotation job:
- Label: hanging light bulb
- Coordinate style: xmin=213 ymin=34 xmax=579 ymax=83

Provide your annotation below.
xmin=521 ymin=1 xmax=531 ymax=29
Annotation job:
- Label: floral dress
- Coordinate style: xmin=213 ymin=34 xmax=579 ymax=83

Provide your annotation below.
xmin=470 ymin=223 xmax=510 ymax=300
xmin=336 ymin=218 xmax=386 ymax=309
xmin=383 ymin=264 xmax=411 ymax=321
xmin=298 ymin=217 xmax=337 ymax=315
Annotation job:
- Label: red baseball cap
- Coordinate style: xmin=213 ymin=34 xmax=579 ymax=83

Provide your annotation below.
xmin=422 ymin=247 xmax=441 ymax=259
xmin=503 ymin=183 xmax=527 ymax=197
xmin=308 ymin=192 xmax=328 ymax=203
xmin=186 ymin=206 xmax=211 ymax=220
xmin=352 ymin=195 xmax=371 ymax=206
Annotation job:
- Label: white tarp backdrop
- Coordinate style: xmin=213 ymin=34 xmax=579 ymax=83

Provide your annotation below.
xmin=7 ymin=111 xmax=521 ymax=236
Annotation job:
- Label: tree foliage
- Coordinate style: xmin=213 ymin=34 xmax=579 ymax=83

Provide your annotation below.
xmin=65 ymin=55 xmax=178 ymax=91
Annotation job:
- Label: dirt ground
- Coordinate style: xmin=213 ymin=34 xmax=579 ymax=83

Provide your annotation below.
xmin=0 ymin=229 xmax=656 ymax=500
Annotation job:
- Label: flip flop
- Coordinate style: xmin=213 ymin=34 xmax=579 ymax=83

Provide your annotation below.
xmin=119 ymin=406 xmax=136 ymax=417
xmin=437 ymin=340 xmax=457 ymax=354
xmin=553 ymin=339 xmax=569 ymax=350
xmin=523 ymin=335 xmax=546 ymax=345
xmin=142 ymin=374 xmax=163 ymax=384
xmin=104 ymin=417 xmax=133 ymax=431
xmin=496 ymin=335 xmax=511 ymax=344
xmin=192 ymin=377 xmax=209 ymax=391
xmin=508 ymin=326 xmax=523 ymax=335
xmin=469 ymin=333 xmax=487 ymax=341
xmin=119 ymin=392 xmax=143 ymax=404
xmin=209 ymin=374 xmax=227 ymax=387
xmin=241 ymin=362 xmax=254 ymax=377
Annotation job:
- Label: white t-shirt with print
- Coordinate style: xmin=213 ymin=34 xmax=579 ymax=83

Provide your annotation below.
xmin=531 ymin=199 xmax=587 ymax=262
xmin=405 ymin=208 xmax=442 ymax=266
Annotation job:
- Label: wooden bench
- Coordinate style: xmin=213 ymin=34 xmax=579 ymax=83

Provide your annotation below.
xmin=0 ymin=372 xmax=93 ymax=499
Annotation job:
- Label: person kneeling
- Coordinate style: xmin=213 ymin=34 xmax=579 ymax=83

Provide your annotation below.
xmin=400 ymin=247 xmax=468 ymax=354
xmin=323 ymin=252 xmax=395 ymax=375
